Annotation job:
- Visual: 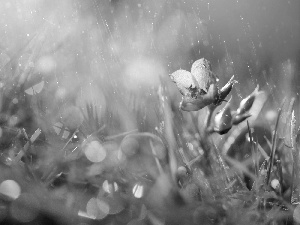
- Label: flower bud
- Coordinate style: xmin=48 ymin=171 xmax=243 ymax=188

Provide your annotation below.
xmin=236 ymin=85 xmax=261 ymax=115
xmin=215 ymin=75 xmax=237 ymax=105
xmin=214 ymin=101 xmax=232 ymax=134
xmin=232 ymin=112 xmax=251 ymax=125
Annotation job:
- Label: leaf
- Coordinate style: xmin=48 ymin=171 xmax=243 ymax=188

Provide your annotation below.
xmin=266 ymin=103 xmax=283 ymax=186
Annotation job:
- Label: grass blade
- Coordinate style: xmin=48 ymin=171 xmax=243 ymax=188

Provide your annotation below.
xmin=291 ymin=118 xmax=300 ymax=204
xmin=266 ymin=101 xmax=284 ymax=186
xmin=247 ymin=121 xmax=258 ymax=179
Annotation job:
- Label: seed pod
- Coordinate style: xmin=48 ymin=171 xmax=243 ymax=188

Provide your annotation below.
xmin=236 ymin=85 xmax=261 ymax=115
xmin=214 ymin=101 xmax=232 ymax=134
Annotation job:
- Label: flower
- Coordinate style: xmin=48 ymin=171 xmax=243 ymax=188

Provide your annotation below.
xmin=170 ymin=58 xmax=219 ymax=111
xmin=170 ymin=58 xmax=238 ymax=112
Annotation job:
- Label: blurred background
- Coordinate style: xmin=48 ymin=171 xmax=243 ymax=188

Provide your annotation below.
xmin=0 ymin=0 xmax=300 ymax=224
xmin=1 ymin=0 xmax=300 ymax=123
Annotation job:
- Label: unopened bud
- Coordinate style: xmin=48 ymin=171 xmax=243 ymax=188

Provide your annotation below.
xmin=236 ymin=85 xmax=261 ymax=115
xmin=232 ymin=112 xmax=251 ymax=125
xmin=214 ymin=101 xmax=232 ymax=135
xmin=215 ymin=75 xmax=237 ymax=105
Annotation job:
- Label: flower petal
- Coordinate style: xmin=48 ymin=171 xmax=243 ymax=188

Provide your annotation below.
xmin=191 ymin=58 xmax=218 ymax=93
xmin=170 ymin=70 xmax=197 ymax=96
